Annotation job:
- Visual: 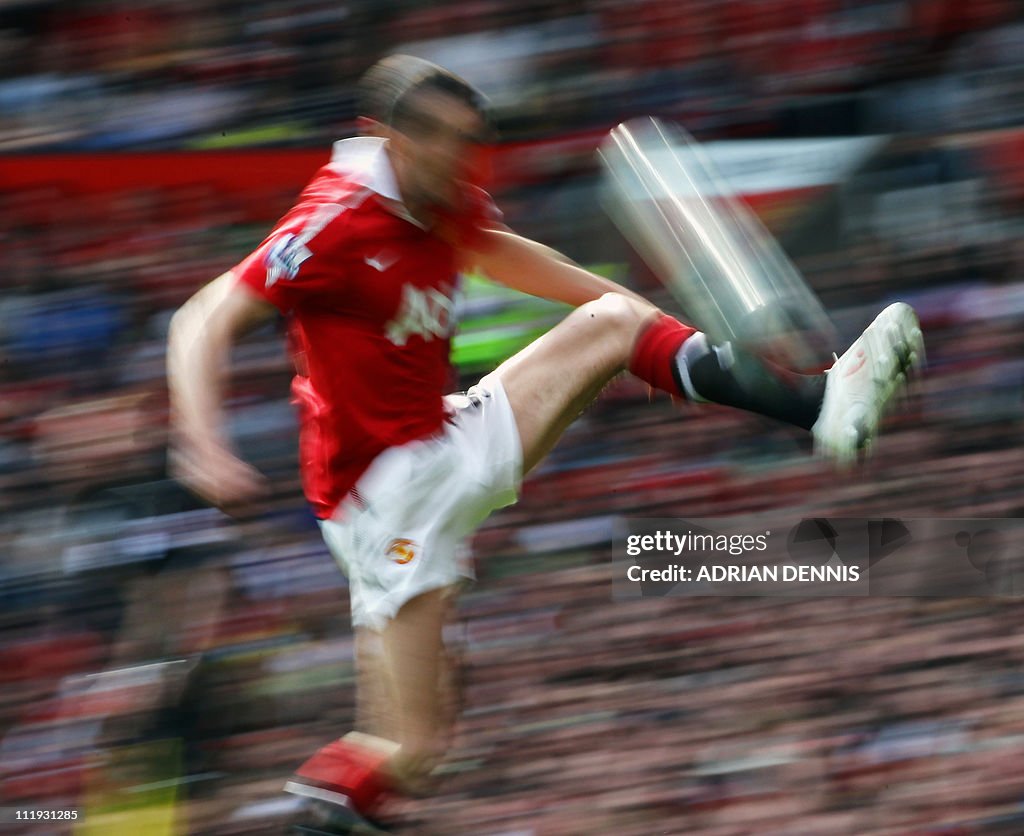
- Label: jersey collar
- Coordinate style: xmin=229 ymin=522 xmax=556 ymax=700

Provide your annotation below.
xmin=329 ymin=137 xmax=400 ymax=199
xmin=329 ymin=136 xmax=433 ymax=229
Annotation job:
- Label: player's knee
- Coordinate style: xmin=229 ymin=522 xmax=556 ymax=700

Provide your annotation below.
xmin=573 ymin=293 xmax=651 ymax=358
xmin=581 ymin=292 xmax=648 ymax=329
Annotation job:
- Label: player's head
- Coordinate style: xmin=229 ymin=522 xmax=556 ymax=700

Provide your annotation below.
xmin=357 ymin=54 xmax=492 ymax=213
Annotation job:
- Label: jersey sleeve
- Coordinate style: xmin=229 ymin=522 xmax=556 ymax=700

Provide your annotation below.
xmin=232 ymin=195 xmax=357 ymax=313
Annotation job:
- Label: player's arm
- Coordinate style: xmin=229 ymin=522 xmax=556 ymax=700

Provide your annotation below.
xmin=166 ymin=271 xmax=276 ymax=509
xmin=464 ymin=228 xmax=654 ymax=309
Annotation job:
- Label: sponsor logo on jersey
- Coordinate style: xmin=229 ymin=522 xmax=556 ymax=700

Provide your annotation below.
xmin=387 ymin=538 xmax=417 ymax=565
xmin=385 ymin=283 xmax=458 ymax=346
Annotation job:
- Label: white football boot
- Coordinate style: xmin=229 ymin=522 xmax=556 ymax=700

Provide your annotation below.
xmin=812 ymin=302 xmax=924 ymax=465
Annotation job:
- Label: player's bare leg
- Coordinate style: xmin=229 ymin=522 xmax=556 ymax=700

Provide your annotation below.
xmin=287 ymin=588 xmax=457 ymax=831
xmin=353 ymin=630 xmax=393 ymax=741
xmin=353 ymin=592 xmax=461 ymax=782
xmin=493 ymin=292 xmax=665 ymax=473
xmin=374 ymin=587 xmax=452 ymax=791
xmin=350 ymin=636 xmax=460 ymax=755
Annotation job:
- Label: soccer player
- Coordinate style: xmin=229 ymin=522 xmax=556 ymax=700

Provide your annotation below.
xmin=166 ymin=55 xmax=922 ymax=831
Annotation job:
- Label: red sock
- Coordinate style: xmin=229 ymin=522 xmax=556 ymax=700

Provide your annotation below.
xmin=629 ymin=314 xmax=697 ymax=398
xmin=295 ymin=738 xmax=393 ymax=814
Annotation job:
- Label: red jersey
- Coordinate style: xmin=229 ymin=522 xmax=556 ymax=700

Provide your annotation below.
xmin=233 ymin=137 xmax=502 ymax=518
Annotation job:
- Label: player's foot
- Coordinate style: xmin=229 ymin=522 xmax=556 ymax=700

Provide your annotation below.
xmin=812 ymin=302 xmax=923 ymax=465
xmin=286 ymin=785 xmax=392 ymax=834
xmin=291 ymin=827 xmax=389 ymax=836
xmin=285 ymin=734 xmax=398 ymax=834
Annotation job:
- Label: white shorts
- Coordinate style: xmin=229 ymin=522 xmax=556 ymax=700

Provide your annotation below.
xmin=319 ymin=376 xmax=522 ymax=631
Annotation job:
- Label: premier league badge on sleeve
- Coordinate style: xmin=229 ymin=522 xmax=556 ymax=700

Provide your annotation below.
xmin=264 ymin=233 xmax=311 ymax=288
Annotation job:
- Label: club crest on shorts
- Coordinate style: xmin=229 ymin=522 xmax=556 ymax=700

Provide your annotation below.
xmin=386 ymin=538 xmax=417 ymax=565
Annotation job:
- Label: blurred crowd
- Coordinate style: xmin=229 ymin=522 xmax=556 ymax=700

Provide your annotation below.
xmin=2 ymin=0 xmax=1024 ymax=834
xmin=1 ymin=0 xmax=1023 ymax=150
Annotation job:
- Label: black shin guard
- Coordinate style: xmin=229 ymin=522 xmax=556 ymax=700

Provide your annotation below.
xmin=677 ymin=333 xmax=826 ymax=431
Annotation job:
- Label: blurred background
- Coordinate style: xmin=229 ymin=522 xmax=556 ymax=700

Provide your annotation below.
xmin=2 ymin=0 xmax=1024 ymax=833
